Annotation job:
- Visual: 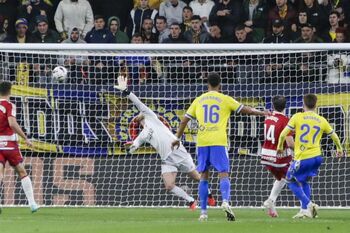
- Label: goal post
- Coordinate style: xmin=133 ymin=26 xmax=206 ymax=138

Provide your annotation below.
xmin=0 ymin=43 xmax=349 ymax=207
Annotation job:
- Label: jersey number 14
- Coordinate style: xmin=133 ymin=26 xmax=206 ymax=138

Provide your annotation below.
xmin=264 ymin=124 xmax=275 ymax=144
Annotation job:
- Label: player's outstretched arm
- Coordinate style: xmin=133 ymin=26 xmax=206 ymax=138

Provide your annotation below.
xmin=277 ymin=127 xmax=291 ymax=154
xmin=240 ymin=106 xmax=270 ymax=116
xmin=114 ymin=76 xmax=155 ymax=117
xmin=124 ymin=130 xmax=146 ymax=155
xmin=330 ymin=132 xmax=344 ymax=157
xmin=172 ymin=116 xmax=190 ymax=150
xmin=8 ymin=117 xmax=32 ymax=147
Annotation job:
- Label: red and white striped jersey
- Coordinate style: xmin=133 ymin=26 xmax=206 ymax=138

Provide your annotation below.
xmin=261 ymin=111 xmax=293 ymax=167
xmin=0 ymin=99 xmax=18 ymax=147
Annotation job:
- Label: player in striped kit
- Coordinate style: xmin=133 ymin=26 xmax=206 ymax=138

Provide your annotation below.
xmin=261 ymin=96 xmax=294 ymax=217
xmin=0 ymin=81 xmax=39 ymax=214
xmin=114 ymin=76 xmax=215 ymax=210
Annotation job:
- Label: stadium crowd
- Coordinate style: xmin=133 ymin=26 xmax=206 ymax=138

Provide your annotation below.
xmin=0 ymin=0 xmax=349 ymax=44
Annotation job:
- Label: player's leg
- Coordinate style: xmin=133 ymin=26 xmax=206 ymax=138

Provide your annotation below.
xmin=187 ymin=169 xmax=215 ymax=206
xmin=198 ymin=171 xmax=209 ymax=221
xmin=197 ymin=146 xmax=210 ymax=221
xmin=161 ymin=166 xmax=196 ymax=209
xmin=287 ymin=158 xmax=320 ymax=218
xmin=9 ymin=149 xmax=39 ymax=213
xmin=264 ymin=167 xmax=288 ymax=217
xmin=0 ymin=158 xmax=4 ymax=215
xmin=210 ymin=146 xmax=235 ymax=221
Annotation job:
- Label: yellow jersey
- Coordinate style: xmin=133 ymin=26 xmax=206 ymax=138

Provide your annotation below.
xmin=287 ymin=111 xmax=334 ymax=160
xmin=185 ymin=91 xmax=243 ymax=147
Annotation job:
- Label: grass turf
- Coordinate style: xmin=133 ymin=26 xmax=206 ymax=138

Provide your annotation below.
xmin=0 ymin=208 xmax=349 ymax=233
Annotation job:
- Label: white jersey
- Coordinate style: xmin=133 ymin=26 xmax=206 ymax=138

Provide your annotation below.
xmin=128 ymin=93 xmax=188 ymax=160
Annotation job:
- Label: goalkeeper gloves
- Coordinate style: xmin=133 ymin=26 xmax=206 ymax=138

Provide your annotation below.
xmin=114 ymin=76 xmax=130 ymax=95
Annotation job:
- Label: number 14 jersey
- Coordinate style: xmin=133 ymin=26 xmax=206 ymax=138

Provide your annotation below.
xmin=261 ymin=112 xmax=293 ymax=167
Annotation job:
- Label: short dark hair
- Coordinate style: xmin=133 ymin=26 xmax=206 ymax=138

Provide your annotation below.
xmin=183 ymin=6 xmax=193 ymax=12
xmin=303 ymin=94 xmax=317 ymax=109
xmin=94 ymin=15 xmax=105 ymax=21
xmin=207 ymin=73 xmax=221 ymax=88
xmin=156 ymin=16 xmax=167 ymax=23
xmin=235 ymin=24 xmax=245 ymax=32
xmin=132 ymin=33 xmax=142 ymax=39
xmin=142 ymin=17 xmax=153 ymax=23
xmin=170 ymin=22 xmax=180 ymax=27
xmin=272 ymin=95 xmax=286 ymax=112
xmin=191 ymin=15 xmax=201 ymax=21
xmin=0 ymin=81 xmax=12 ymax=96
xmin=330 ymin=10 xmax=340 ymax=18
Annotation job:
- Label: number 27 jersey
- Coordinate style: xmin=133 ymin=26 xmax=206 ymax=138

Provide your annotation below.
xmin=185 ymin=91 xmax=243 ymax=147
xmin=261 ymin=112 xmax=292 ymax=167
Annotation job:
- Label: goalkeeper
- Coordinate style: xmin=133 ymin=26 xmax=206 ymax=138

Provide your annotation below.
xmin=114 ymin=76 xmax=215 ymax=209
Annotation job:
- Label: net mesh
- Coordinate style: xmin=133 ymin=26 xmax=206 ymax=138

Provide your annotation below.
xmin=0 ymin=47 xmax=349 ymax=207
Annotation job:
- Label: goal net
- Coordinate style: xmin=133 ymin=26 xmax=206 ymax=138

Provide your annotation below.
xmin=0 ymin=44 xmax=349 ymax=207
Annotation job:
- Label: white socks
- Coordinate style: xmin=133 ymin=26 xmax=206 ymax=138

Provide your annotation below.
xmin=21 ymin=176 xmax=36 ymax=206
xmin=269 ymin=179 xmax=287 ymax=202
xmin=170 ymin=186 xmax=195 ymax=202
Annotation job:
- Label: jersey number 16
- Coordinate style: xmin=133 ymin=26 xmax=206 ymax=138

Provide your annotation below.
xmin=203 ymin=104 xmax=220 ymax=123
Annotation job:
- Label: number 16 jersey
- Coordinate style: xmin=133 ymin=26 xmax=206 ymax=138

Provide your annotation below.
xmin=185 ymin=91 xmax=243 ymax=147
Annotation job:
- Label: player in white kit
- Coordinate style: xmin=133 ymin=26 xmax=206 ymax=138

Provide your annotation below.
xmin=115 ymin=76 xmax=215 ymax=209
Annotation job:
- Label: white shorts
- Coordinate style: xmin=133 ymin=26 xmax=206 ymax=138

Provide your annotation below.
xmin=161 ymin=150 xmax=195 ymax=174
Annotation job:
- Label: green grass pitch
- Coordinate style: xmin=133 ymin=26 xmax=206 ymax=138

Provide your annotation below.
xmin=0 ymin=208 xmax=349 ymax=233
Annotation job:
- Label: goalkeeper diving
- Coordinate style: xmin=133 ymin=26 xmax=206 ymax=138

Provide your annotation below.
xmin=114 ymin=76 xmax=215 ymax=209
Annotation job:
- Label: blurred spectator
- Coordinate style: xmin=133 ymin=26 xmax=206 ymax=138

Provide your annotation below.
xmin=180 ymin=6 xmax=193 ymax=32
xmin=155 ymin=16 xmax=170 ymax=42
xmin=162 ymin=22 xmax=188 ymax=42
xmin=341 ymin=0 xmax=350 ymax=28
xmin=54 ymin=0 xmax=94 ymax=41
xmin=32 ymin=15 xmax=60 ymax=43
xmin=209 ymin=0 xmax=242 ymax=37
xmin=334 ymin=3 xmax=347 ymax=27
xmin=159 ymin=0 xmax=187 ymax=25
xmin=60 ymin=28 xmax=87 ymax=84
xmin=242 ymin=0 xmax=268 ymax=43
xmin=183 ymin=15 xmax=210 ymax=43
xmin=126 ymin=0 xmax=158 ymax=38
xmin=326 ymin=53 xmax=350 ymax=83
xmin=108 ymin=16 xmax=129 ymax=43
xmin=322 ymin=10 xmax=340 ymax=42
xmin=90 ymin=0 xmax=133 ymax=31
xmin=263 ymin=19 xmax=291 ymax=43
xmin=4 ymin=18 xmax=33 ymax=43
xmin=131 ymin=33 xmax=144 ymax=43
xmin=85 ymin=15 xmax=115 ymax=43
xmin=141 ymin=17 xmax=158 ymax=43
xmin=291 ymin=10 xmax=308 ymax=40
xmin=18 ymin=0 xmax=53 ymax=33
xmin=209 ymin=23 xmax=230 ymax=43
xmin=134 ymin=0 xmax=165 ymax=9
xmin=334 ymin=27 xmax=349 ymax=43
xmin=294 ymin=23 xmax=323 ymax=42
xmin=62 ymin=27 xmax=86 ymax=43
xmin=0 ymin=0 xmax=17 ymax=35
xmin=267 ymin=0 xmax=296 ymax=36
xmin=302 ymin=0 xmax=328 ymax=33
xmin=233 ymin=24 xmax=253 ymax=43
xmin=0 ymin=16 xmax=9 ymax=42
xmin=189 ymin=0 xmax=215 ymax=29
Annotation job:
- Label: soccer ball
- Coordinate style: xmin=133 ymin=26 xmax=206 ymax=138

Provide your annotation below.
xmin=52 ymin=66 xmax=68 ymax=82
